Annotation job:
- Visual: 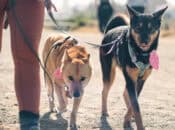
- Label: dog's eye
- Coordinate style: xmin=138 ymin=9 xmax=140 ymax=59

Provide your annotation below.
xmin=134 ymin=27 xmax=140 ymax=32
xmin=80 ymin=77 xmax=86 ymax=82
xmin=150 ymin=29 xmax=157 ymax=34
xmin=68 ymin=76 xmax=74 ymax=81
xmin=133 ymin=25 xmax=141 ymax=32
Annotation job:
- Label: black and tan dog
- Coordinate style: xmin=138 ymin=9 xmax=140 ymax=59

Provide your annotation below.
xmin=100 ymin=5 xmax=167 ymax=130
xmin=42 ymin=34 xmax=92 ymax=128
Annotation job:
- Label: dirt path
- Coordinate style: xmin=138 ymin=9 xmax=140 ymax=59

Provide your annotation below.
xmin=0 ymin=27 xmax=175 ymax=130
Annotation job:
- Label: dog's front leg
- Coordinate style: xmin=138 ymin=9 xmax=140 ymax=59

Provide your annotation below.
xmin=70 ymin=96 xmax=83 ymax=128
xmin=123 ymin=67 xmax=144 ymax=130
xmin=55 ymin=85 xmax=67 ymax=113
xmin=125 ymin=82 xmax=144 ymax=130
xmin=47 ymin=79 xmax=56 ymax=112
xmin=123 ymin=79 xmax=145 ymax=127
xmin=123 ymin=88 xmax=133 ymax=128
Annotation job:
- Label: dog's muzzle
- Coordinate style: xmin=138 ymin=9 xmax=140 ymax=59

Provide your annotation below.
xmin=71 ymin=81 xmax=82 ymax=98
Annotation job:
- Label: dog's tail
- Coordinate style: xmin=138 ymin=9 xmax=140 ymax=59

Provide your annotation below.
xmin=104 ymin=13 xmax=129 ymax=34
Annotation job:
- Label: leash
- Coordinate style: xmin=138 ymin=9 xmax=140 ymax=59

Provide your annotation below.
xmin=6 ymin=0 xmax=117 ymax=98
xmin=7 ymin=0 xmax=150 ymax=103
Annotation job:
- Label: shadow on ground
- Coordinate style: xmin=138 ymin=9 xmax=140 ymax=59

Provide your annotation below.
xmin=100 ymin=116 xmax=112 ymax=130
xmin=40 ymin=112 xmax=68 ymax=130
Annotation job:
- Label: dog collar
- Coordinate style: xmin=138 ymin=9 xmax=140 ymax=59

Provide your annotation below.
xmin=128 ymin=42 xmax=150 ymax=77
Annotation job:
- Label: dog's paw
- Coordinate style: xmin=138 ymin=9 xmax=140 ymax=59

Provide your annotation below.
xmin=70 ymin=124 xmax=76 ymax=128
xmin=139 ymin=127 xmax=146 ymax=130
xmin=124 ymin=127 xmax=134 ymax=130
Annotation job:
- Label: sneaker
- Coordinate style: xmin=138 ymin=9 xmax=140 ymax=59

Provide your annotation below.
xmin=19 ymin=111 xmax=40 ymax=130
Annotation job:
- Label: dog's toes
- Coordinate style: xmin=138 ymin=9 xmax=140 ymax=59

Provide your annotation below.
xmin=70 ymin=124 xmax=79 ymax=130
xmin=123 ymin=121 xmax=133 ymax=130
xmin=50 ymin=106 xmax=58 ymax=113
xmin=102 ymin=112 xmax=109 ymax=117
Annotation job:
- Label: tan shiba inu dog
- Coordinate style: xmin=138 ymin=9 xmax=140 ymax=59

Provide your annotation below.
xmin=42 ymin=34 xmax=92 ymax=128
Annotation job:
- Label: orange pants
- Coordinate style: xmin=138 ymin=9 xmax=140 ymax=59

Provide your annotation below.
xmin=0 ymin=0 xmax=44 ymax=114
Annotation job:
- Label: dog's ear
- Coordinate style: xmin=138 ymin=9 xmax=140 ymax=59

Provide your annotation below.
xmin=72 ymin=38 xmax=78 ymax=45
xmin=88 ymin=54 xmax=90 ymax=59
xmin=127 ymin=4 xmax=139 ymax=19
xmin=82 ymin=54 xmax=90 ymax=63
xmin=63 ymin=51 xmax=72 ymax=63
xmin=153 ymin=5 xmax=168 ymax=20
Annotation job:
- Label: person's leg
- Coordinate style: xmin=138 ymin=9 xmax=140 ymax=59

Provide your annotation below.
xmin=7 ymin=0 xmax=44 ymax=126
xmin=8 ymin=1 xmax=44 ymax=129
xmin=8 ymin=0 xmax=44 ymax=114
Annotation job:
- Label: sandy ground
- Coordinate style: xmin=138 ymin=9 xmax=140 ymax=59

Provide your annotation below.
xmin=0 ymin=26 xmax=175 ymax=130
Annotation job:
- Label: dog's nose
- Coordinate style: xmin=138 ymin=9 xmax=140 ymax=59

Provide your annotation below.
xmin=142 ymin=38 xmax=150 ymax=44
xmin=73 ymin=91 xmax=80 ymax=98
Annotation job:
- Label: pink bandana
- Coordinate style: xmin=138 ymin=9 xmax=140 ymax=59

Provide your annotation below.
xmin=53 ymin=68 xmax=63 ymax=79
xmin=149 ymin=50 xmax=159 ymax=70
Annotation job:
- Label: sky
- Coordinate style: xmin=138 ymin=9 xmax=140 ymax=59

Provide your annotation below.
xmin=52 ymin=0 xmax=175 ymax=9
xmin=53 ymin=0 xmax=126 ymax=9
xmin=167 ymin=0 xmax=175 ymax=5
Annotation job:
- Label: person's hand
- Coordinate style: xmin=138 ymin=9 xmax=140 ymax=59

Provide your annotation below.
xmin=45 ymin=0 xmax=57 ymax=13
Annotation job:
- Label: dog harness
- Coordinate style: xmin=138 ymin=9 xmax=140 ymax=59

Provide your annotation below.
xmin=113 ymin=27 xmax=151 ymax=77
xmin=128 ymin=42 xmax=150 ymax=77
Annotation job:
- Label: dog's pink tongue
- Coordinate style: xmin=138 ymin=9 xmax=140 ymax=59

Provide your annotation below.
xmin=53 ymin=68 xmax=63 ymax=79
xmin=149 ymin=50 xmax=159 ymax=70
